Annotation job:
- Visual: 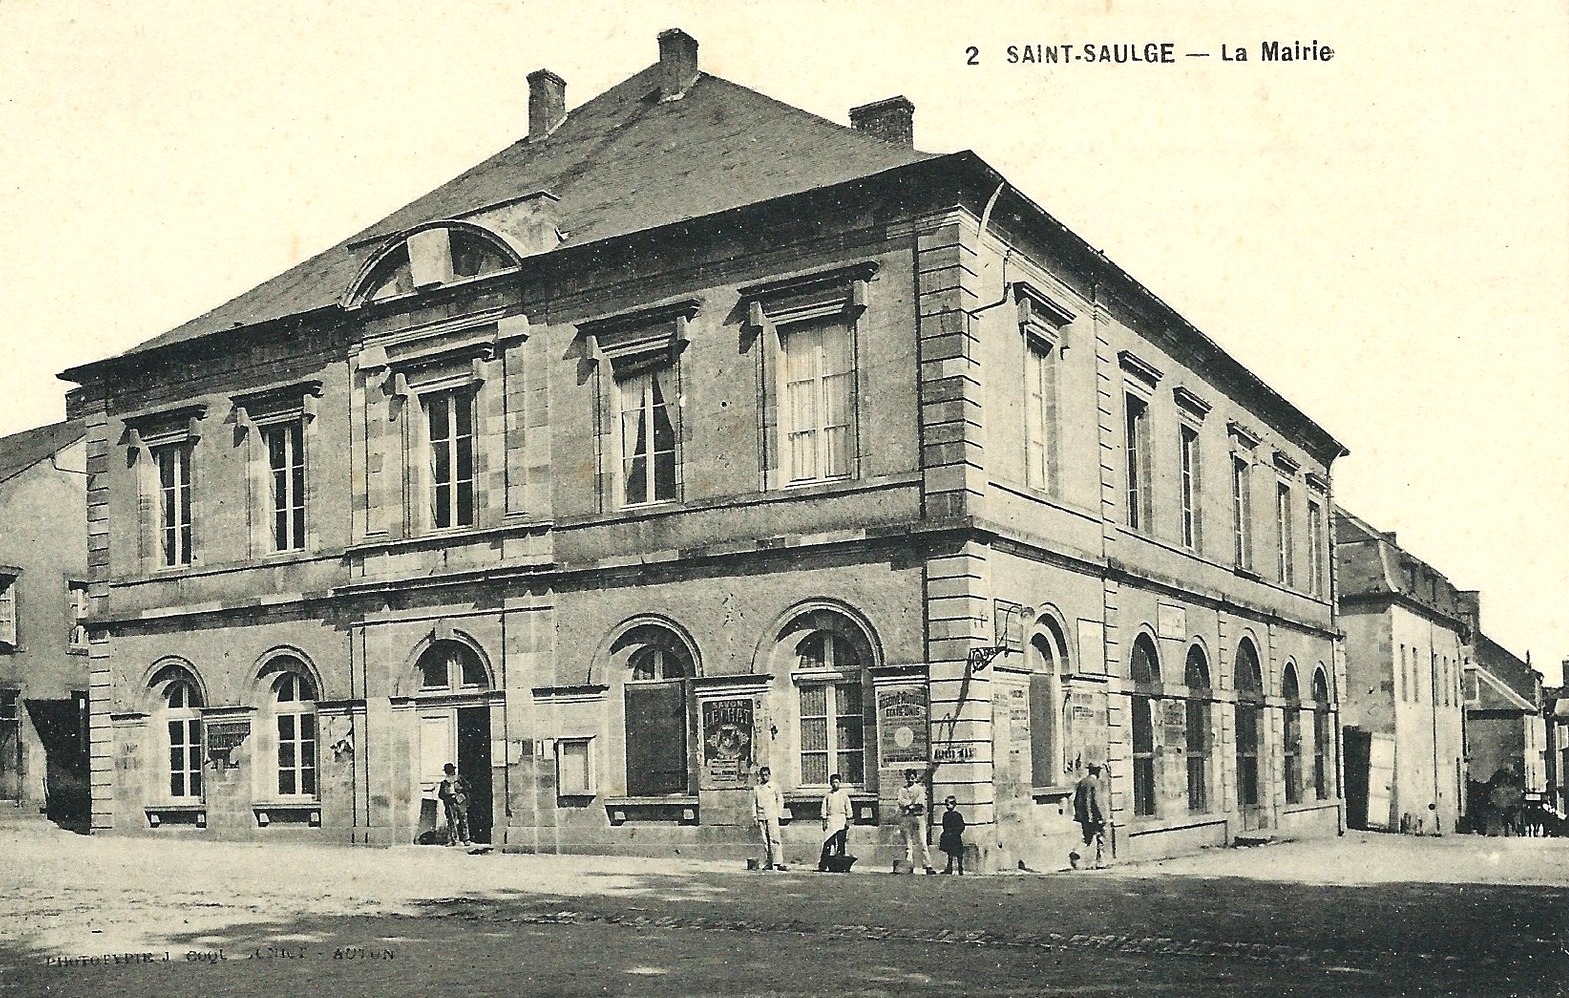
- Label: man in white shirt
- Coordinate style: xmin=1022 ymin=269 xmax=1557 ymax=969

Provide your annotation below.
xmin=751 ymin=766 xmax=786 ymax=871
xmin=896 ymin=768 xmax=936 ymax=874
xmin=818 ymin=773 xmax=854 ymax=871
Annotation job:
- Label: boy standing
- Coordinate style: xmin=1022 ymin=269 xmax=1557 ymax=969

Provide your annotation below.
xmin=752 ymin=766 xmax=787 ymax=870
xmin=439 ymin=762 xmax=472 ymax=847
xmin=896 ymin=769 xmax=936 ymax=874
xmin=818 ymin=774 xmax=853 ymax=871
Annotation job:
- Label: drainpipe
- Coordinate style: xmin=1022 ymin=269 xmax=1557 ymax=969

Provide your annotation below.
xmin=1429 ymin=621 xmax=1440 ymax=832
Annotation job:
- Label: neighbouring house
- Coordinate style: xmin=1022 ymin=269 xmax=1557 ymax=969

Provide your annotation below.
xmin=1545 ymin=678 xmax=1569 ymax=815
xmin=0 ymin=418 xmax=90 ymax=826
xmin=1335 ymin=509 xmax=1468 ymax=834
xmin=1456 ymin=590 xmax=1547 ymax=833
xmin=60 ymin=29 xmax=1348 ymax=867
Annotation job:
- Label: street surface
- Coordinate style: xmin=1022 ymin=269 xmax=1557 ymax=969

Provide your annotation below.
xmin=2 ymin=821 xmax=1566 ymax=997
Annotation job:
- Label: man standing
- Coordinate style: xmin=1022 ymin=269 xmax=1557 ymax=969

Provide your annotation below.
xmin=896 ymin=769 xmax=936 ymax=874
xmin=1071 ymin=763 xmax=1109 ymax=869
xmin=818 ymin=773 xmax=853 ymax=871
xmin=439 ymin=762 xmax=472 ymax=848
xmin=752 ymin=766 xmax=787 ymax=870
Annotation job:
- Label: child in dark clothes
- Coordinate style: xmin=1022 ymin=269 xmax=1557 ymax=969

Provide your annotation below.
xmin=939 ymin=795 xmax=966 ymax=875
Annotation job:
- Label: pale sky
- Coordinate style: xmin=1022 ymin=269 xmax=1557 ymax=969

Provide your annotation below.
xmin=2 ymin=1 xmax=1565 ymax=680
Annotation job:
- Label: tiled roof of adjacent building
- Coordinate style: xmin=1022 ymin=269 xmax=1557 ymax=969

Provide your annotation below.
xmin=1333 ymin=507 xmax=1468 ymax=626
xmin=1473 ymin=631 xmax=1539 ymax=706
xmin=0 ymin=420 xmax=84 ymax=487
xmin=107 ymin=65 xmax=933 ymax=360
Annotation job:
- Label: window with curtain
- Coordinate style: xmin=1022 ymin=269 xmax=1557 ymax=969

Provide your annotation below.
xmin=1180 ymin=423 xmax=1201 ymax=551
xmin=1024 ymin=338 xmax=1057 ymax=492
xmin=1232 ymin=455 xmax=1253 ymax=570
xmin=617 ymin=366 xmax=679 ymax=506
xmin=781 ymin=317 xmax=855 ymax=484
xmin=263 ymin=420 xmax=307 ymax=551
xmin=1124 ymin=394 xmax=1152 ymax=530
xmin=154 ymin=442 xmax=194 ymax=566
xmin=425 ymin=389 xmax=475 ymax=529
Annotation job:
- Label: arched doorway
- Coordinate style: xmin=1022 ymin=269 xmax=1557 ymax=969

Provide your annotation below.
xmin=1234 ymin=639 xmax=1265 ymax=830
xmin=411 ymin=640 xmax=494 ymax=844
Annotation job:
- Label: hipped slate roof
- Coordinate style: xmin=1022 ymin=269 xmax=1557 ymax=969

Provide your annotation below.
xmin=1334 ymin=508 xmax=1467 ymax=626
xmin=0 ymin=420 xmax=84 ymax=488
xmin=102 ymin=65 xmax=932 ymax=361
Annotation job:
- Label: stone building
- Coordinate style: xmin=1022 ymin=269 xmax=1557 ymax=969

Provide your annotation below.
xmin=62 ymin=30 xmax=1347 ymax=867
xmin=1458 ymin=592 xmax=1546 ymax=811
xmin=0 ymin=419 xmax=90 ymax=825
xmin=1335 ymin=510 xmax=1468 ymax=834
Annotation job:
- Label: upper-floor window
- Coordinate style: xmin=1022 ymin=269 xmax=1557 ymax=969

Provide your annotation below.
xmin=68 ymin=581 xmax=89 ymax=652
xmin=0 ymin=576 xmax=16 ymax=648
xmin=263 ymin=421 xmax=307 ymax=551
xmin=1124 ymin=394 xmax=1152 ymax=530
xmin=1024 ymin=339 xmax=1058 ymax=492
xmin=1179 ymin=424 xmax=1201 ymax=551
xmin=154 ymin=443 xmax=193 ymax=566
xmin=1276 ymin=481 xmax=1295 ymax=586
xmin=1231 ymin=455 xmax=1253 ymax=570
xmin=617 ymin=366 xmax=679 ymax=507
xmin=782 ymin=317 xmax=856 ymax=484
xmin=425 ymin=389 xmax=475 ymax=529
xmin=1307 ymin=499 xmax=1325 ymax=596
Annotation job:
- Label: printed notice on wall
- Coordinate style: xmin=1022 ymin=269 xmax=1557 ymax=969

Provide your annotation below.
xmin=700 ymin=698 xmax=754 ymax=790
xmin=877 ymin=687 xmax=928 ymax=767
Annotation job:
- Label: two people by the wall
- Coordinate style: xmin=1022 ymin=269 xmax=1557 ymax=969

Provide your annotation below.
xmin=752 ymin=766 xmax=787 ymax=870
xmin=440 ymin=762 xmax=472 ymax=848
xmin=1070 ymin=762 xmax=1109 ymax=870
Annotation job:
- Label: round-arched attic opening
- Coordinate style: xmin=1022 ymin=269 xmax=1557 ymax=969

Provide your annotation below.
xmin=343 ymin=221 xmax=523 ymax=309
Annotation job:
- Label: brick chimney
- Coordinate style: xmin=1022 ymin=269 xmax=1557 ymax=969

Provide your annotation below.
xmin=850 ymin=96 xmax=915 ymax=147
xmin=528 ymin=69 xmax=566 ymax=139
xmin=657 ymin=28 xmax=699 ymax=101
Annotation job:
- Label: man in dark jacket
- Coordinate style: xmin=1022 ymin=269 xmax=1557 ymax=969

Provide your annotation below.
xmin=1071 ymin=763 xmax=1109 ymax=869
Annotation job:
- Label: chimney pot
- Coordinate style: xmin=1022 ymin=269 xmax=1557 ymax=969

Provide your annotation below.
xmin=658 ymin=28 xmax=699 ymax=101
xmin=528 ymin=69 xmax=567 ymax=139
xmin=850 ymin=96 xmax=915 ymax=148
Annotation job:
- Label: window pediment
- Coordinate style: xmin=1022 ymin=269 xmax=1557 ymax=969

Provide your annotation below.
xmin=579 ymin=299 xmax=701 ymax=373
xmin=1014 ymin=280 xmax=1075 ymax=347
xmin=230 ymin=380 xmax=324 ymax=433
xmin=124 ymin=404 xmax=208 ymax=452
xmin=741 ymin=262 xmax=877 ymax=330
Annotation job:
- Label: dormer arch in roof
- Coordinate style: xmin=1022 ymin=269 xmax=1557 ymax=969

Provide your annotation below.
xmin=344 ymin=220 xmax=522 ymax=309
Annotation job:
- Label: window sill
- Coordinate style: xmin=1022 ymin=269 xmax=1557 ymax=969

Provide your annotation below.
xmin=146 ymin=805 xmax=206 ymax=828
xmin=254 ymin=803 xmax=322 ymax=827
xmin=604 ymin=796 xmax=698 ymax=825
xmin=1031 ymin=786 xmax=1074 ymax=802
xmin=68 ymin=646 xmax=90 ymax=656
xmin=784 ymin=792 xmax=878 ymax=824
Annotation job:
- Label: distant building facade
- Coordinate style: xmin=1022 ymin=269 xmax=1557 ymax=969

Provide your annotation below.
xmin=1335 ymin=510 xmax=1467 ymax=834
xmin=1457 ymin=592 xmax=1546 ymax=815
xmin=0 ymin=420 xmax=89 ymax=824
xmin=64 ymin=31 xmax=1347 ymax=867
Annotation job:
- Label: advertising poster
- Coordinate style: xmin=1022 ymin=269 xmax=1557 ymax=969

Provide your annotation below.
xmin=700 ymin=697 xmax=754 ymax=790
xmin=877 ymin=686 xmax=928 ymax=767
